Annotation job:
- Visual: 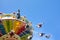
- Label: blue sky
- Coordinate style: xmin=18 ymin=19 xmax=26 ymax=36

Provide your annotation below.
xmin=0 ymin=0 xmax=60 ymax=40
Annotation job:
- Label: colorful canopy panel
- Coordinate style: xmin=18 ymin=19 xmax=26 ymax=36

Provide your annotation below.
xmin=0 ymin=13 xmax=33 ymax=40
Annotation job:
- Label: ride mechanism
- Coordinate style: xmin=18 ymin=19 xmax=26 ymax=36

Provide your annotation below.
xmin=0 ymin=9 xmax=33 ymax=40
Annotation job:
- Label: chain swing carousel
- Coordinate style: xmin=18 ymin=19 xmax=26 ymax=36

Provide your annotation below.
xmin=0 ymin=9 xmax=33 ymax=40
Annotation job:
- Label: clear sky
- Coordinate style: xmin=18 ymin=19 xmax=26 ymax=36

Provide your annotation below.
xmin=0 ymin=0 xmax=60 ymax=40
